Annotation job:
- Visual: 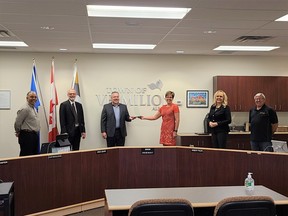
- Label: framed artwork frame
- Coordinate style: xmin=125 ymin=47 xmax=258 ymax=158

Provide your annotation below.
xmin=0 ymin=90 xmax=11 ymax=110
xmin=186 ymin=90 xmax=209 ymax=108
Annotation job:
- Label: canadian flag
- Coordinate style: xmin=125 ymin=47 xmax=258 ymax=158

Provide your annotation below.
xmin=48 ymin=59 xmax=59 ymax=142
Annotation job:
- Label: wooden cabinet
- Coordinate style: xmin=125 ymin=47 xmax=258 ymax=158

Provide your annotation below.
xmin=180 ymin=135 xmax=212 ymax=148
xmin=213 ymin=76 xmax=288 ymax=112
xmin=213 ymin=76 xmax=255 ymax=111
xmin=275 ymin=77 xmax=288 ymax=111
xmin=226 ymin=134 xmax=250 ymax=150
xmin=180 ymin=133 xmax=288 ymax=151
xmin=179 ymin=133 xmax=251 ymax=150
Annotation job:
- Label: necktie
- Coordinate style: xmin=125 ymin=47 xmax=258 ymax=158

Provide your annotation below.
xmin=72 ymin=103 xmax=79 ymax=125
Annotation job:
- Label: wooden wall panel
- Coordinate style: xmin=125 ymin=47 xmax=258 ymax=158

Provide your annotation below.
xmin=81 ymin=149 xmax=119 ymax=201
xmin=249 ymin=152 xmax=288 ymax=196
xmin=44 ymin=153 xmax=82 ymax=209
xmin=177 ymin=148 xmax=249 ymax=187
xmin=117 ymin=148 xmax=178 ymax=188
xmin=1 ymin=147 xmax=288 ymax=215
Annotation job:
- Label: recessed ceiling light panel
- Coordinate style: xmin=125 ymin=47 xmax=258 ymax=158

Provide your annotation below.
xmin=0 ymin=41 xmax=28 ymax=47
xmin=87 ymin=5 xmax=191 ymax=19
xmin=275 ymin=14 xmax=288 ymax=21
xmin=214 ymin=46 xmax=279 ymax=51
xmin=93 ymin=43 xmax=156 ymax=49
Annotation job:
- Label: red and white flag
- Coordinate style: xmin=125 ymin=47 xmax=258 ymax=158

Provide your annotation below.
xmin=48 ymin=59 xmax=59 ymax=142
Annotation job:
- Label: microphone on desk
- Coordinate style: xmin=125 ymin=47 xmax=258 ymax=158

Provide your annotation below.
xmin=263 ymin=146 xmax=274 ymax=152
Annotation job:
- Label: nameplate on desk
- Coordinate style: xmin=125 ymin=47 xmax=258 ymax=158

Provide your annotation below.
xmin=141 ymin=148 xmax=154 ymax=155
xmin=48 ymin=155 xmax=62 ymax=159
xmin=96 ymin=150 xmax=107 ymax=154
xmin=191 ymin=149 xmax=203 ymax=153
xmin=0 ymin=160 xmax=8 ymax=165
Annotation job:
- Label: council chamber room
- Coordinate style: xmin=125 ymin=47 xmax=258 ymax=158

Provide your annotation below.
xmin=1 ymin=0 xmax=288 ymax=216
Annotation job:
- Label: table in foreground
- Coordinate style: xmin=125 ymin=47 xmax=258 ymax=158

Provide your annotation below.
xmin=105 ymin=185 xmax=288 ymax=216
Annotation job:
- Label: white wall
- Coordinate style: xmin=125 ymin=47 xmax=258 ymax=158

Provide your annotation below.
xmin=0 ymin=52 xmax=287 ymax=158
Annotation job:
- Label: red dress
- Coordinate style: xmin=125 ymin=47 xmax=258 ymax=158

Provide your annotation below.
xmin=159 ymin=103 xmax=179 ymax=146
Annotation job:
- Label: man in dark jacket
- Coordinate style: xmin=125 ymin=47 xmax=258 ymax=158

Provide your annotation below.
xmin=249 ymin=93 xmax=278 ymax=151
xmin=60 ymin=89 xmax=86 ymax=150
xmin=101 ymin=91 xmax=135 ymax=147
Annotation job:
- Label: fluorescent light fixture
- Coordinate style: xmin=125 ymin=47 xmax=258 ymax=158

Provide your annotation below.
xmin=93 ymin=43 xmax=156 ymax=50
xmin=275 ymin=14 xmax=288 ymax=21
xmin=214 ymin=46 xmax=279 ymax=51
xmin=87 ymin=5 xmax=191 ymax=19
xmin=0 ymin=41 xmax=28 ymax=47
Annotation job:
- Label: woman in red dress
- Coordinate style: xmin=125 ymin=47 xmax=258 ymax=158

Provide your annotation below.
xmin=140 ymin=91 xmax=180 ymax=146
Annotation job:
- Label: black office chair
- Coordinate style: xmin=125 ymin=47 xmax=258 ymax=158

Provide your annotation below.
xmin=214 ymin=196 xmax=276 ymax=216
xmin=128 ymin=198 xmax=194 ymax=216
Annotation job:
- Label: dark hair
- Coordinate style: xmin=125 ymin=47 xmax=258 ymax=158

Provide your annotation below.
xmin=26 ymin=91 xmax=37 ymax=97
xmin=165 ymin=91 xmax=175 ymax=98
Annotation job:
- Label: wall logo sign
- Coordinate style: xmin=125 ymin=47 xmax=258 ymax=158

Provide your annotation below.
xmin=95 ymin=80 xmax=164 ymax=110
xmin=147 ymin=80 xmax=163 ymax=91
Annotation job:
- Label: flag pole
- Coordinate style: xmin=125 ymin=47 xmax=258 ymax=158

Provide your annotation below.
xmin=72 ymin=59 xmax=77 ymax=88
xmin=72 ymin=59 xmax=81 ymax=103
xmin=33 ymin=58 xmax=49 ymax=130
xmin=48 ymin=57 xmax=59 ymax=142
xmin=53 ymin=57 xmax=58 ymax=135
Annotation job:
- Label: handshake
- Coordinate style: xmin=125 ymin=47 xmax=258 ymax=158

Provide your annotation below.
xmin=131 ymin=116 xmax=144 ymax=120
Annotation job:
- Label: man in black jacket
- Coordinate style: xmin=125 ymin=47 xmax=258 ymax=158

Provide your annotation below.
xmin=60 ymin=89 xmax=86 ymax=150
xmin=249 ymin=93 xmax=278 ymax=151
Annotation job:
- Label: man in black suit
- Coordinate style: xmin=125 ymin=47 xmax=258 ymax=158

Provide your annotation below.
xmin=101 ymin=91 xmax=135 ymax=147
xmin=60 ymin=89 xmax=86 ymax=150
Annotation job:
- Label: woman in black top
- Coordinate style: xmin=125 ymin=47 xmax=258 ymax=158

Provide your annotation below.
xmin=208 ymin=90 xmax=231 ymax=148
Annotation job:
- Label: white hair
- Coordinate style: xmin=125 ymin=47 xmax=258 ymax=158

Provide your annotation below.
xmin=254 ymin=93 xmax=266 ymax=99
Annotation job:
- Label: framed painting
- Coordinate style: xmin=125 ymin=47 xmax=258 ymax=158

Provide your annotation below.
xmin=0 ymin=90 xmax=11 ymax=109
xmin=186 ymin=90 xmax=209 ymax=108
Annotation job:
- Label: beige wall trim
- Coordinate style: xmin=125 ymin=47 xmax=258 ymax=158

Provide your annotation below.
xmin=26 ymin=198 xmax=105 ymax=216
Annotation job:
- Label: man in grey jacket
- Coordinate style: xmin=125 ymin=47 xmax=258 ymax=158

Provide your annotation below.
xmin=101 ymin=91 xmax=135 ymax=147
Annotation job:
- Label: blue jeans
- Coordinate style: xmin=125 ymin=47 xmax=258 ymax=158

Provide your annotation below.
xmin=250 ymin=141 xmax=273 ymax=152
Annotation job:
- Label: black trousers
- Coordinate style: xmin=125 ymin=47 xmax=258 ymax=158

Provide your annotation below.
xmin=211 ymin=131 xmax=228 ymax=148
xmin=18 ymin=130 xmax=39 ymax=156
xmin=106 ymin=128 xmax=125 ymax=147
xmin=68 ymin=127 xmax=81 ymax=151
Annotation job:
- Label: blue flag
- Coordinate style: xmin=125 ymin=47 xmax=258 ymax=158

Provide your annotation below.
xmin=30 ymin=60 xmax=42 ymax=153
xmin=30 ymin=60 xmax=41 ymax=111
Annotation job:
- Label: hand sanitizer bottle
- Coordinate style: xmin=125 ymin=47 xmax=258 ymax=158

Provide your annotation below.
xmin=245 ymin=172 xmax=255 ymax=195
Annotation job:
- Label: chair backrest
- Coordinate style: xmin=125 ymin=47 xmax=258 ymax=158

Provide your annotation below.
xmin=214 ymin=196 xmax=276 ymax=216
xmin=128 ymin=198 xmax=194 ymax=216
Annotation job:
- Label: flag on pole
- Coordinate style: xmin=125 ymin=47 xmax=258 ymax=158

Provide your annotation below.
xmin=30 ymin=59 xmax=42 ymax=152
xmin=48 ymin=59 xmax=59 ymax=143
xmin=30 ymin=59 xmax=41 ymax=111
xmin=71 ymin=60 xmax=81 ymax=103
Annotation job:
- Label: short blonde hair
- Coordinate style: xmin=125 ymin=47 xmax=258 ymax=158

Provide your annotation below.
xmin=213 ymin=90 xmax=228 ymax=107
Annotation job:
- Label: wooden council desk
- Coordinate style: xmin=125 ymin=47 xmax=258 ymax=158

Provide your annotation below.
xmin=105 ymin=185 xmax=288 ymax=216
